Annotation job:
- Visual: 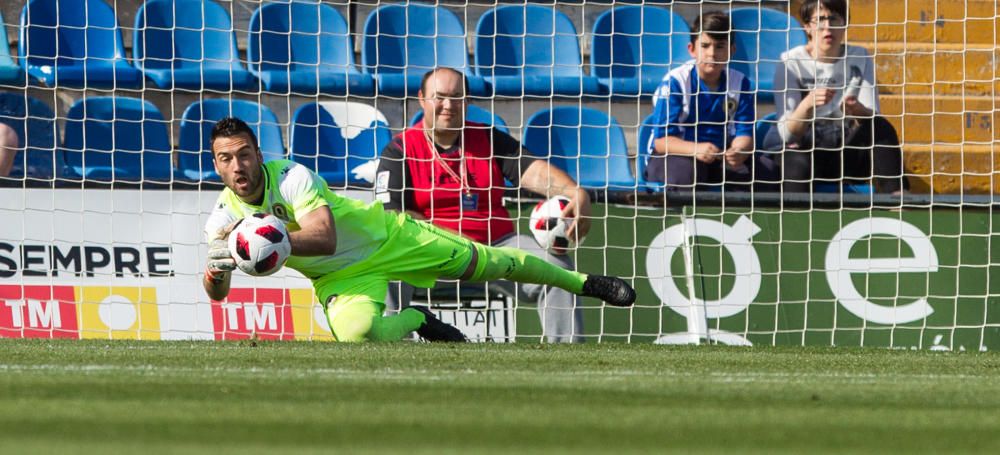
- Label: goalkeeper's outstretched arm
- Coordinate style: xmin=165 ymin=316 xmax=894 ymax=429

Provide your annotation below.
xmin=288 ymin=206 xmax=337 ymax=257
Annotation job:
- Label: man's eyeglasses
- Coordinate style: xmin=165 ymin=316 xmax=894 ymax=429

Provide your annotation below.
xmin=809 ymin=15 xmax=846 ymax=27
xmin=424 ymin=95 xmax=467 ymax=104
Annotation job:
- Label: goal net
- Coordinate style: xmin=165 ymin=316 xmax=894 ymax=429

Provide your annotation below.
xmin=0 ymin=0 xmax=997 ymax=350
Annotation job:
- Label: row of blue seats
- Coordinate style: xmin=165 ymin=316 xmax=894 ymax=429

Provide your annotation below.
xmin=0 ymin=0 xmax=805 ymax=98
xmin=0 ymin=93 xmax=387 ymax=185
xmin=1 ymin=92 xmax=795 ymax=191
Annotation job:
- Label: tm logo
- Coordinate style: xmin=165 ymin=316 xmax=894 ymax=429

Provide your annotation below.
xmin=211 ymin=288 xmax=294 ymax=340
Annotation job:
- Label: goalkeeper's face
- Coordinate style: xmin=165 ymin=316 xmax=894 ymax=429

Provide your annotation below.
xmin=212 ymin=133 xmax=265 ymax=201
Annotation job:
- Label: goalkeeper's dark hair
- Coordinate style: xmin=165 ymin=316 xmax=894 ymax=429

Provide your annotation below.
xmin=210 ymin=117 xmax=259 ymax=152
xmin=689 ymin=11 xmax=732 ymax=45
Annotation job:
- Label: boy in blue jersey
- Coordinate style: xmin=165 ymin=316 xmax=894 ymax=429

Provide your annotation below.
xmin=645 ymin=11 xmax=778 ymax=190
xmin=202 ymin=117 xmax=636 ymax=343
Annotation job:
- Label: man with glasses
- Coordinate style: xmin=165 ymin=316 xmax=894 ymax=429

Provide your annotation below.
xmin=375 ymin=67 xmax=597 ymax=343
xmin=765 ymin=0 xmax=909 ymax=194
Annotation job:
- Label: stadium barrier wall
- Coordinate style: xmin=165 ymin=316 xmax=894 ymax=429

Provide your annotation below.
xmin=529 ymin=202 xmax=1000 ymax=350
xmin=1 ymin=188 xmax=998 ymax=350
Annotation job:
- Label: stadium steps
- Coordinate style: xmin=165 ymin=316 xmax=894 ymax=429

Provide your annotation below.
xmin=849 ymin=0 xmax=998 ymax=98
xmin=881 ymin=94 xmax=999 ymax=194
xmin=871 ymin=42 xmax=999 ymax=97
xmin=880 ymin=94 xmax=999 ymax=145
xmin=848 ymin=0 xmax=998 ymax=45
xmin=904 ymin=144 xmax=999 ymax=194
xmin=847 ymin=0 xmax=999 ymax=194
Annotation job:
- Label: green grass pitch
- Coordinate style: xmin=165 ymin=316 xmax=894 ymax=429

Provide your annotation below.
xmin=1 ymin=340 xmax=999 ymax=454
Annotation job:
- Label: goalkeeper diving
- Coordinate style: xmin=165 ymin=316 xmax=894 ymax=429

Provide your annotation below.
xmin=203 ymin=117 xmax=636 ymax=342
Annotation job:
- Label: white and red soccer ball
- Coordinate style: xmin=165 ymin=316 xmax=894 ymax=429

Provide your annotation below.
xmin=529 ymin=196 xmax=581 ymax=255
xmin=228 ymin=213 xmax=291 ymax=276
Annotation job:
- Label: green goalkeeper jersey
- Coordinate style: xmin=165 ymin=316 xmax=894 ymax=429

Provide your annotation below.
xmin=204 ymin=160 xmax=389 ymax=279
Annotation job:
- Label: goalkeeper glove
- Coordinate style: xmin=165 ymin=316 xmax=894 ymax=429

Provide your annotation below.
xmin=206 ymin=238 xmax=235 ymax=282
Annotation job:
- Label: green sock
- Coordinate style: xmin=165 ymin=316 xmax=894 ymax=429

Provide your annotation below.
xmin=467 ymin=243 xmax=586 ymax=294
xmin=367 ymin=307 xmax=425 ymax=342
xmin=330 ymin=301 xmax=425 ymax=342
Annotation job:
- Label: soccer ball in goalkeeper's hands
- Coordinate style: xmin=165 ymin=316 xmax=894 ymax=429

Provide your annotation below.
xmin=529 ymin=196 xmax=582 ymax=255
xmin=228 ymin=213 xmax=291 ymax=276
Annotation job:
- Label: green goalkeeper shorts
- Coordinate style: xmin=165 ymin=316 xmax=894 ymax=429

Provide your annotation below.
xmin=311 ymin=212 xmax=475 ymax=309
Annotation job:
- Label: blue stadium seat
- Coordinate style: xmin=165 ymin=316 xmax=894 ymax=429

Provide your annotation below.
xmin=590 ymin=6 xmax=690 ymax=97
xmin=134 ymin=0 xmax=257 ymax=91
xmin=408 ymin=105 xmax=510 ymax=134
xmin=475 ymin=5 xmax=602 ymax=97
xmin=61 ymin=97 xmax=173 ymax=183
xmin=362 ymin=4 xmax=488 ymax=97
xmin=177 ymin=99 xmax=284 ymax=181
xmin=755 ymin=112 xmax=778 ymax=151
xmin=0 ymin=93 xmax=60 ymax=180
xmin=0 ymin=11 xmax=25 ymax=85
xmin=290 ymin=102 xmax=391 ymax=188
xmin=636 ymin=113 xmax=663 ymax=192
xmin=19 ymin=0 xmax=142 ymax=89
xmin=814 ymin=181 xmax=874 ymax=194
xmin=730 ymin=8 xmax=807 ymax=102
xmin=547 ymin=0 xmax=673 ymax=4
xmin=523 ymin=107 xmax=635 ymax=190
xmin=249 ymin=2 xmax=374 ymax=96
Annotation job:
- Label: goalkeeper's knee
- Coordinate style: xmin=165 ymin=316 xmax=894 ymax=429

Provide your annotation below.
xmin=327 ymin=298 xmax=378 ymax=342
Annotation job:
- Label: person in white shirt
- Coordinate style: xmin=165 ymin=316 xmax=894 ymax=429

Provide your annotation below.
xmin=766 ymin=0 xmax=909 ymax=194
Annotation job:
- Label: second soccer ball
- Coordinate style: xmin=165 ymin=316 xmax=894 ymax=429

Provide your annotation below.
xmin=529 ymin=196 xmax=581 ymax=255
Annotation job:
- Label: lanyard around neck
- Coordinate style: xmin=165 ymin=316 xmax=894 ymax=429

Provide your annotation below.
xmin=425 ymin=130 xmax=471 ymax=195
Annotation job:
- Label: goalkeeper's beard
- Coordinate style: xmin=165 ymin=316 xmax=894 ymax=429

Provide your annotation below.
xmin=228 ymin=168 xmax=263 ymax=200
